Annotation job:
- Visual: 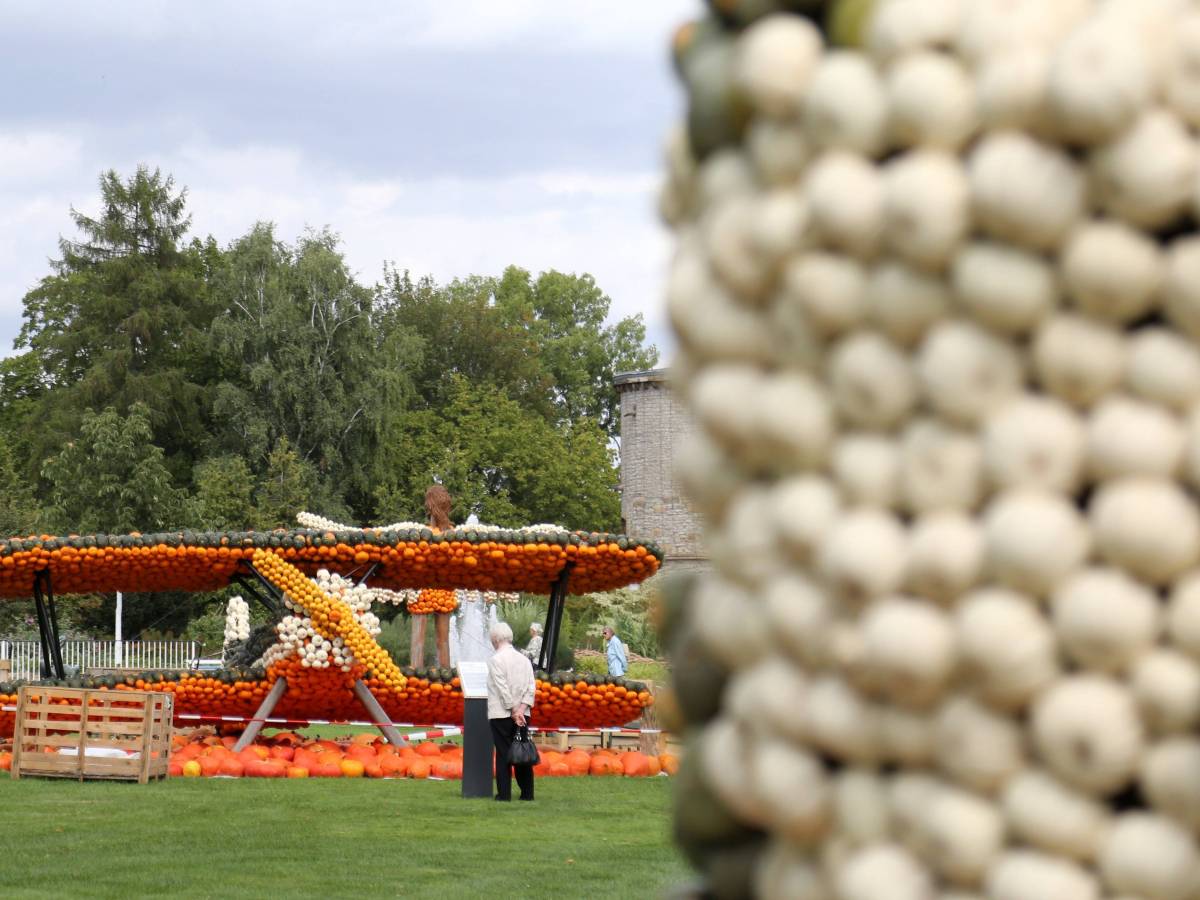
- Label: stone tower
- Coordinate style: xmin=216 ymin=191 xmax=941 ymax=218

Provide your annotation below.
xmin=614 ymin=368 xmax=706 ymax=570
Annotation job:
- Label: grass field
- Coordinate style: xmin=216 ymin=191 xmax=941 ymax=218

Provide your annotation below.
xmin=1 ymin=774 xmax=689 ymax=899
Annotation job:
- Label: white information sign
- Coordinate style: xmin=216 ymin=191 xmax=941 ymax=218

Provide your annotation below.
xmin=457 ymin=661 xmax=489 ymax=699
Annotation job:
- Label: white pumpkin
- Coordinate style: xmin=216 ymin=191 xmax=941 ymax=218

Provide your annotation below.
xmin=751 ymin=740 xmax=832 ymax=845
xmin=900 ymin=418 xmax=984 ymax=513
xmin=934 ymin=695 xmax=1026 ymax=793
xmin=860 ymin=596 xmax=958 ymax=707
xmin=868 ymin=0 xmax=964 ymax=65
xmin=1059 ymin=219 xmax=1164 ymax=324
xmin=983 ymin=850 xmax=1101 ymax=900
xmin=754 ymin=839 xmax=832 ymax=900
xmin=968 ymin=131 xmax=1085 ymax=251
xmin=886 ymin=52 xmax=977 ymax=151
xmin=803 ymin=675 xmax=883 ymax=764
xmin=1130 ymin=649 xmax=1200 ymax=735
xmin=864 ymin=259 xmax=953 ymax=348
xmin=818 ymin=508 xmax=909 ymax=605
xmin=981 ymin=394 xmax=1084 ymax=494
xmin=1165 ymin=12 xmax=1200 ymax=127
xmin=803 ymin=51 xmax=889 ymax=158
xmin=1167 ymin=571 xmax=1200 ymax=660
xmin=1098 ymin=813 xmax=1200 ymax=900
xmin=771 ymin=476 xmax=842 ymax=564
xmin=1090 ymin=109 xmax=1198 ymax=230
xmin=828 ymin=332 xmax=919 ymax=430
xmin=906 ymin=511 xmax=985 ymax=604
xmin=975 ymin=47 xmax=1051 ymax=134
xmin=1030 ymin=675 xmax=1145 ymax=796
xmin=1126 ymin=327 xmax=1200 ymax=411
xmin=833 ymin=769 xmax=892 ymax=846
xmin=1002 ymin=770 xmax=1111 ymax=862
xmin=692 ymin=574 xmax=773 ymax=671
xmin=764 ymin=574 xmax=837 ymax=669
xmin=733 ymin=14 xmax=822 ymax=119
xmin=806 ymin=151 xmax=885 ymax=258
xmin=1164 ymin=236 xmax=1200 ymax=342
xmin=724 ymin=654 xmax=810 ymax=744
xmin=955 ymin=588 xmax=1058 ymax=711
xmin=1089 ymin=476 xmax=1200 ymax=585
xmin=832 ymin=433 xmax=900 ymax=509
xmin=1086 ymin=395 xmax=1185 ymax=481
xmin=916 ymin=320 xmax=1024 ymax=427
xmin=1031 ymin=314 xmax=1128 ymax=408
xmin=881 ymin=150 xmax=971 ymax=269
xmin=1140 ymin=738 xmax=1200 ymax=832
xmin=877 ymin=704 xmax=937 ymax=766
xmin=920 ymin=786 xmax=1006 ymax=886
xmin=747 ymin=118 xmax=810 ymax=187
xmin=983 ymin=489 xmax=1091 ymax=597
xmin=1050 ymin=567 xmax=1161 ymax=673
xmin=951 ymin=241 xmax=1056 ymax=336
xmin=779 ymin=251 xmax=867 ymax=338
xmin=754 ymin=371 xmax=840 ymax=472
xmin=836 ymin=843 xmax=934 ymax=900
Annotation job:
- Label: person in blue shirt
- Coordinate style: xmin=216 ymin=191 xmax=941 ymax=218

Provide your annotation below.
xmin=603 ymin=626 xmax=628 ymax=677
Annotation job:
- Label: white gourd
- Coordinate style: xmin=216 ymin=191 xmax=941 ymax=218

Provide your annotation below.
xmin=1098 ymin=813 xmax=1200 ymax=900
xmin=754 ymin=371 xmax=839 ymax=472
xmin=803 ymin=52 xmax=889 ymax=158
xmin=864 ymin=259 xmax=953 ymax=348
xmin=983 ymin=850 xmax=1101 ymax=900
xmin=806 ymin=151 xmax=884 ymax=258
xmin=983 ymin=489 xmax=1091 ymax=597
xmin=704 ymin=196 xmax=775 ymax=301
xmin=754 ymin=840 xmax=832 ymax=900
xmin=1046 ymin=17 xmax=1153 ymax=145
xmin=889 ymin=772 xmax=945 ymax=859
xmin=696 ymin=148 xmax=756 ymax=209
xmin=1139 ymin=738 xmax=1200 ymax=832
xmin=733 ymin=14 xmax=822 ymax=119
xmin=772 ymin=476 xmax=842 ymax=563
xmin=881 ymin=150 xmax=970 ymax=270
xmin=692 ymin=574 xmax=772 ymax=670
xmin=860 ymin=596 xmax=957 ymax=707
xmin=967 ymin=131 xmax=1085 ymax=251
xmin=835 ymin=843 xmax=934 ymax=900
xmin=725 ymin=654 xmax=810 ymax=744
xmin=748 ymin=188 xmax=811 ymax=264
xmin=1127 ymin=327 xmax=1200 ymax=411
xmin=1164 ymin=236 xmax=1200 ymax=342
xmin=804 ymin=675 xmax=883 ymax=764
xmin=1051 ymin=567 xmax=1161 ymax=673
xmin=1165 ymin=13 xmax=1200 ymax=127
xmin=955 ymin=587 xmax=1058 ymax=711
xmin=981 ymin=394 xmax=1084 ymax=494
xmin=975 ymin=47 xmax=1051 ymax=134
xmin=751 ymin=740 xmax=832 ymax=844
xmin=1031 ymin=675 xmax=1145 ymax=796
xmin=779 ymin=251 xmax=867 ymax=338
xmin=1089 ymin=476 xmax=1200 ymax=585
xmin=747 ymin=118 xmax=810 ymax=186
xmin=916 ymin=320 xmax=1024 ymax=427
xmin=1167 ymin=572 xmax=1200 ymax=660
xmin=1031 ymin=314 xmax=1128 ymax=408
xmin=701 ymin=716 xmax=768 ymax=825
xmin=954 ymin=0 xmax=1090 ymax=66
xmin=832 ymin=433 xmax=900 ymax=509
xmin=900 ymin=418 xmax=984 ymax=514
xmin=1090 ymin=110 xmax=1198 ymax=230
xmin=690 ymin=363 xmax=766 ymax=455
xmin=1086 ymin=396 xmax=1184 ymax=481
xmin=1129 ymin=649 xmax=1200 ymax=735
xmin=817 ymin=508 xmax=909 ymax=605
xmin=675 ymin=429 xmax=745 ymax=520
xmin=764 ymin=574 xmax=837 ymax=669
xmin=934 ymin=695 xmax=1026 ymax=794
xmin=834 ymin=769 xmax=892 ymax=845
xmin=667 ymin=254 xmax=779 ymax=366
xmin=951 ymin=241 xmax=1056 ymax=336
xmin=867 ymin=0 xmax=964 ymax=65
xmin=877 ymin=705 xmax=937 ymax=766
xmin=1060 ymin=220 xmax=1164 ymax=324
xmin=886 ymin=52 xmax=977 ymax=151
xmin=714 ymin=485 xmax=785 ymax=586
xmin=1002 ymin=770 xmax=1111 ymax=861
xmin=920 ymin=786 xmax=1006 ymax=886
xmin=906 ymin=511 xmax=985 ymax=605
xmin=828 ymin=332 xmax=918 ymax=430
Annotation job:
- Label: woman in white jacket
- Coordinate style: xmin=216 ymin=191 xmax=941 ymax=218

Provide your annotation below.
xmin=486 ymin=621 xmax=537 ymax=801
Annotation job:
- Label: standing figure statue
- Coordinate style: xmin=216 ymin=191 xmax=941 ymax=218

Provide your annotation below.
xmin=411 ymin=484 xmax=455 ymax=669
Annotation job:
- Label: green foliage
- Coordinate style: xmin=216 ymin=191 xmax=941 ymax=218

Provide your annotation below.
xmin=574 ymin=655 xmax=669 ymax=683
xmin=564 ymin=578 xmax=664 ymax=660
xmin=187 ymin=454 xmax=255 ymax=530
xmin=251 ymin=437 xmax=317 ymax=530
xmin=41 ymin=403 xmax=182 ymax=534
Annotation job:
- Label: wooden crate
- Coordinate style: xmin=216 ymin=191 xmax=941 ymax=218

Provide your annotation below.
xmin=11 ymin=686 xmax=172 ymax=784
xmin=0 ymin=659 xmax=10 ymax=680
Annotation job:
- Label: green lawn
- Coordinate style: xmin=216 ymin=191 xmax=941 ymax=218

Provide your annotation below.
xmin=0 ymin=774 xmax=690 ymax=899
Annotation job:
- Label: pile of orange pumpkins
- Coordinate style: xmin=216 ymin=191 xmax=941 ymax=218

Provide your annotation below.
xmin=153 ymin=731 xmax=680 ymax=780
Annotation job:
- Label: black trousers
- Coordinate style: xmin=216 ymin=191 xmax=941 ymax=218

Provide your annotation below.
xmin=490 ymin=717 xmax=535 ymax=801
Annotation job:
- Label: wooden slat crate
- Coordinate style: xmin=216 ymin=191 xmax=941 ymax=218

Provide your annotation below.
xmin=11 ymin=686 xmax=172 ymax=784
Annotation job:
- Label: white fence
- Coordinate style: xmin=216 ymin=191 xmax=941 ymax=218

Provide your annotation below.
xmin=0 ymin=639 xmax=201 ymax=682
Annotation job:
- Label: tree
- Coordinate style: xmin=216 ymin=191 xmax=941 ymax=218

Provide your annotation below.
xmin=186 ymin=455 xmax=255 ymax=531
xmin=40 ymin=403 xmax=182 ymax=535
xmin=252 ymin=437 xmax=318 ymax=530
xmin=16 ymin=167 xmax=213 ymax=477
xmin=207 ymin=225 xmax=414 ymax=518
xmin=0 ymin=435 xmax=39 ymax=538
xmin=372 ymin=375 xmax=622 ymax=532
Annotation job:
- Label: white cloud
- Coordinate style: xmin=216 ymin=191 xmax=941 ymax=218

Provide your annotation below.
xmin=0 ymin=133 xmax=84 ymax=184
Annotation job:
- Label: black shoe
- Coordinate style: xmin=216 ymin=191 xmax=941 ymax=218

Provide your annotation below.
xmin=494 ymin=795 xmax=511 ymax=802
xmin=519 ymin=795 xmax=534 ymax=802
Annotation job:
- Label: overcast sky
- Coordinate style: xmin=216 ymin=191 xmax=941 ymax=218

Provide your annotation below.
xmin=0 ymin=1 xmax=694 ymax=362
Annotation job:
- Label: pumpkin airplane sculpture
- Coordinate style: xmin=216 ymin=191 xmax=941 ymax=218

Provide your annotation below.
xmin=0 ymin=514 xmax=661 ymax=740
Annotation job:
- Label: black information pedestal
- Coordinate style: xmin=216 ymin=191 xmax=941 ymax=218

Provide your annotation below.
xmin=462 ymin=697 xmax=493 ymax=799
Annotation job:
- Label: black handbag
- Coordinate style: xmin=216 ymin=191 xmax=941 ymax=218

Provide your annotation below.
xmin=507 ymin=724 xmax=540 ymax=767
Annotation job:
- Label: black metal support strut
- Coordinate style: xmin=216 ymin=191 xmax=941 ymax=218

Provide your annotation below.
xmin=32 ymin=569 xmax=65 ymax=679
xmin=537 ymin=562 xmax=574 ymax=675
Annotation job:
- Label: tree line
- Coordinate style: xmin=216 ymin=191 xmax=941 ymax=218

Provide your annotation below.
xmin=0 ymin=167 xmax=656 ymax=637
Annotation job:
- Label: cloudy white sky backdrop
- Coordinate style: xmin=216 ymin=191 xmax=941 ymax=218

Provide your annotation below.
xmin=0 ymin=1 xmax=695 ymax=360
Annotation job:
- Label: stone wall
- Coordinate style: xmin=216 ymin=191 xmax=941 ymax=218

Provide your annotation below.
xmin=615 ymin=369 xmax=707 ymax=566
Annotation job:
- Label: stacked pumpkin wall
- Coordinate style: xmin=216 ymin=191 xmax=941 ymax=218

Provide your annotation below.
xmin=663 ymin=1 xmax=1200 ymax=898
